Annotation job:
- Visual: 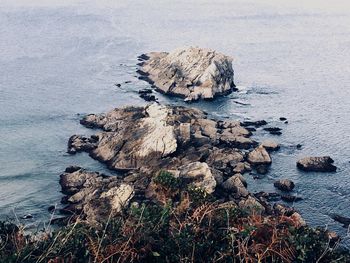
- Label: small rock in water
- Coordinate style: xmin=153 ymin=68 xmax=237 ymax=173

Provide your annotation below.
xmin=331 ymin=214 xmax=350 ymax=227
xmin=21 ymin=214 xmax=33 ymax=219
xmin=114 ymin=83 xmax=121 ymax=87
xmin=139 ymin=93 xmax=157 ymax=102
xmin=241 ymin=120 xmax=267 ymax=127
xmin=296 ymin=144 xmax=302 ymax=149
xmin=138 ymin=89 xmax=153 ymax=94
xmin=279 ymin=117 xmax=287 ymax=121
xmin=274 ymin=179 xmax=295 ymax=191
xmin=124 ymin=80 xmax=132 ymax=84
xmin=297 ymin=156 xmax=337 ymax=172
xmin=284 ymin=121 xmax=288 ymax=124
xmin=263 ymin=127 xmax=282 ymax=132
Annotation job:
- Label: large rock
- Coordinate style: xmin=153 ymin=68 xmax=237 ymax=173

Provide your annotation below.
xmin=221 ymin=174 xmax=249 ymax=198
xmin=297 ymin=156 xmax=336 ymax=172
xmin=179 ymin=162 xmax=216 ymax=194
xmin=238 ymin=196 xmax=265 ymax=214
xmin=59 ymin=168 xmax=134 ymax=224
xmin=247 ymin=146 xmax=272 ymax=165
xmin=138 ymin=47 xmax=236 ymax=101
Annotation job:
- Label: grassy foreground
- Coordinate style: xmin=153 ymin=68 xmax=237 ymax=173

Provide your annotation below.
xmin=1 ymin=172 xmax=349 ymax=262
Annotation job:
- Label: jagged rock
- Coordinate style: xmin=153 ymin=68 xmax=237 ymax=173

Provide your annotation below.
xmin=238 ymin=196 xmax=265 ymax=214
xmin=67 ymin=135 xmax=98 ymax=154
xmin=59 ymin=168 xmax=134 ymax=224
xmin=261 ymin=140 xmax=280 ymax=151
xmin=211 ymin=169 xmax=224 ymax=185
xmin=219 ymin=132 xmax=256 ymax=149
xmin=179 ymin=162 xmax=216 ymax=194
xmin=222 ymin=174 xmax=248 ymax=198
xmin=274 ymin=179 xmax=295 ymax=192
xmin=206 ymin=148 xmax=244 ymax=174
xmin=232 ymin=162 xmax=251 ymax=174
xmin=138 ymin=47 xmax=236 ymax=101
xmin=247 ymin=146 xmax=272 ymax=165
xmin=297 ymin=156 xmax=337 ymax=172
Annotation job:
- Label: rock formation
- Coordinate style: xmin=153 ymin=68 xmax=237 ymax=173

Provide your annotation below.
xmin=137 ymin=47 xmax=236 ymax=101
xmin=59 ymin=166 xmax=134 ymax=225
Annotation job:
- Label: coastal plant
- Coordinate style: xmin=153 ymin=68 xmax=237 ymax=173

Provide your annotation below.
xmin=1 ymin=186 xmax=350 ymax=262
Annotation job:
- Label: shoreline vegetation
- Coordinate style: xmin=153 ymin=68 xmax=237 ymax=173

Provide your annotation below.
xmin=1 ymin=47 xmax=349 ymax=262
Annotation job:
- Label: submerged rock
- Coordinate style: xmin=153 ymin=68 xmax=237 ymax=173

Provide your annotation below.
xmin=297 ymin=156 xmax=337 ymax=172
xmin=138 ymin=47 xmax=236 ymax=101
xmin=281 ymin=194 xmax=302 ymax=202
xmin=255 ymin=164 xmax=269 ymax=175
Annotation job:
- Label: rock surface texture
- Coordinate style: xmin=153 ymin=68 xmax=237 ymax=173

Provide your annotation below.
xmin=137 ymin=47 xmax=236 ymax=101
xmin=59 ymin=166 xmax=134 ymax=224
xmin=297 ymin=156 xmax=337 ymax=172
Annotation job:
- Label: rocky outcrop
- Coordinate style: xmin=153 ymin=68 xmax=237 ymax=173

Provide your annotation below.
xmin=296 ymin=156 xmax=337 ymax=172
xmin=137 ymin=47 xmax=236 ymax=101
xmin=68 ymin=103 xmax=255 ymax=174
xmin=59 ymin=167 xmax=134 ymax=225
xmin=62 ymin=103 xmax=310 ymax=227
xmin=247 ymin=146 xmax=272 ymax=165
xmin=274 ymin=179 xmax=295 ymax=192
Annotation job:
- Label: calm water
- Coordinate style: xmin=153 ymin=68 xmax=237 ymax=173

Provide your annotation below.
xmin=1 ymin=0 xmax=350 ymax=239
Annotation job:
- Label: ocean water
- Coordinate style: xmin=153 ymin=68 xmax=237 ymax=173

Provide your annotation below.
xmin=0 ymin=0 xmax=349 ymax=240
